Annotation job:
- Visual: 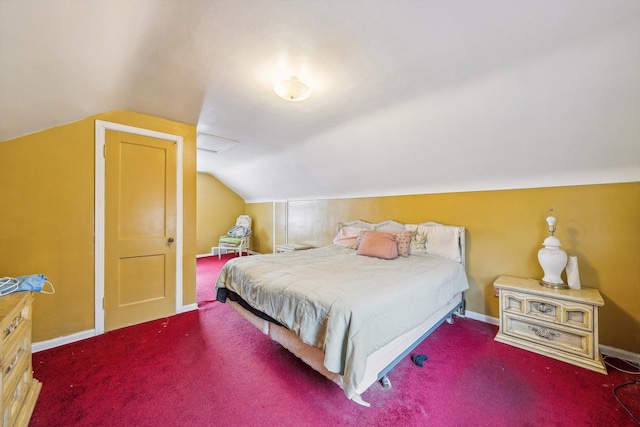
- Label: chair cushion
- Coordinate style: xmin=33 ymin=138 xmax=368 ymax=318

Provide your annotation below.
xmin=219 ymin=237 xmax=243 ymax=245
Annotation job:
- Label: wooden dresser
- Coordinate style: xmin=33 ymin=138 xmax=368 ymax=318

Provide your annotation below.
xmin=0 ymin=292 xmax=41 ymax=427
xmin=494 ymin=275 xmax=607 ymax=374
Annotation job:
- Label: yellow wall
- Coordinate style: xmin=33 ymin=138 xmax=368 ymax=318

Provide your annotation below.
xmin=248 ymin=182 xmax=640 ymax=353
xmin=196 ymin=172 xmax=245 ymax=255
xmin=245 ymin=202 xmax=274 ymax=254
xmin=0 ymin=111 xmax=197 ymax=342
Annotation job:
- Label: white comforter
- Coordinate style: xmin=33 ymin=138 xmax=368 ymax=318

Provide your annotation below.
xmin=215 ymin=245 xmax=469 ymax=401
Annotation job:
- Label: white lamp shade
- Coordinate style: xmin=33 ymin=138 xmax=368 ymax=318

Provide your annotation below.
xmin=273 ymin=76 xmax=311 ymax=102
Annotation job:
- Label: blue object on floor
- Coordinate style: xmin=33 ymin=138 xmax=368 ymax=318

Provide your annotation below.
xmin=412 ymin=354 xmax=428 ymax=367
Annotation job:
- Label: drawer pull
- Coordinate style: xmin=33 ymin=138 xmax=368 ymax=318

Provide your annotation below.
xmin=4 ymin=315 xmax=22 ymax=338
xmin=528 ymin=326 xmax=560 ymax=340
xmin=5 ymin=348 xmax=23 ymax=375
xmin=532 ymin=302 xmax=553 ymax=314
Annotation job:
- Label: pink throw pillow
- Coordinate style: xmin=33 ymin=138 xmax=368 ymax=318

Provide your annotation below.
xmin=396 ymin=230 xmax=413 ymax=257
xmin=356 ymin=231 xmax=399 ymax=260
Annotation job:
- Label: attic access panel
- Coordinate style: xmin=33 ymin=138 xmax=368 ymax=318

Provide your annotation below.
xmin=196 ymin=132 xmax=238 ymax=153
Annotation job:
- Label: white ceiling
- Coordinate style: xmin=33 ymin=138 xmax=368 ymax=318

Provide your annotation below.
xmin=1 ymin=0 xmax=639 ymax=202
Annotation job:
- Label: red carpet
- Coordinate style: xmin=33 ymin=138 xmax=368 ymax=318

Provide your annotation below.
xmin=196 ymin=253 xmax=237 ymax=305
xmin=29 ymin=255 xmax=639 ymax=426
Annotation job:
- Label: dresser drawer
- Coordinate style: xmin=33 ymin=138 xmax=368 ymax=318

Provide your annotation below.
xmin=1 ymin=319 xmax=30 ymax=369
xmin=2 ymin=326 xmax=31 ymax=405
xmin=0 ymin=292 xmax=39 ymax=427
xmin=2 ymin=359 xmax=33 ymax=427
xmin=1 ymin=295 xmax=31 ymax=362
xmin=502 ymin=313 xmax=593 ymax=359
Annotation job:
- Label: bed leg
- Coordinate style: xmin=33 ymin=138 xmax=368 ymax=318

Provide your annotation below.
xmin=458 ymin=299 xmax=466 ymax=316
xmin=448 ymin=300 xmax=466 ymax=323
xmin=379 ymin=375 xmax=392 ymax=389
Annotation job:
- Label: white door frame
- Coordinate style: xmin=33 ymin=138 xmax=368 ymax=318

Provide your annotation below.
xmin=94 ymin=120 xmax=184 ymax=335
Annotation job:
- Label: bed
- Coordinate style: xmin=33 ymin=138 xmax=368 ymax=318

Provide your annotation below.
xmin=215 ymin=220 xmax=469 ymax=407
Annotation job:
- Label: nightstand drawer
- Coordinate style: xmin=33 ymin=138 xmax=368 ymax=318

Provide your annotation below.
xmin=561 ymin=304 xmax=592 ymax=331
xmin=501 ymin=290 xmax=593 ymax=332
xmin=526 ymin=298 xmax=560 ymax=321
xmin=503 ymin=291 xmax=561 ymax=322
xmin=503 ymin=313 xmax=593 ymax=359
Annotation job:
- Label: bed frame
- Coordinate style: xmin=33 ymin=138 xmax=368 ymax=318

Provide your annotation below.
xmin=226 ymin=292 xmax=465 ymax=407
xmin=375 ymin=297 xmax=465 ymax=388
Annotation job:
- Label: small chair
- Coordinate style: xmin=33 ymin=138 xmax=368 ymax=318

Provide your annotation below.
xmin=218 ymin=215 xmax=252 ymax=259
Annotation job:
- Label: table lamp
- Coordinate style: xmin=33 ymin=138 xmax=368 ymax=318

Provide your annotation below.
xmin=537 ymin=209 xmax=568 ymax=289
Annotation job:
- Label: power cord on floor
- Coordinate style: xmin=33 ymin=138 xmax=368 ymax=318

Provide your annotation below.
xmin=613 ymin=380 xmax=640 ymax=425
xmin=603 ymin=355 xmax=640 ymax=424
xmin=604 ymin=355 xmax=640 ymax=375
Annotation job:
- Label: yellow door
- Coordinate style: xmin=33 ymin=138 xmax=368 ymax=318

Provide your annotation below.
xmin=105 ymin=130 xmax=177 ymax=331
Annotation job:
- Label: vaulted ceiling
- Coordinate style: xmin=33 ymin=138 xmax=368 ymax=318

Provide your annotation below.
xmin=1 ymin=0 xmax=638 ymax=202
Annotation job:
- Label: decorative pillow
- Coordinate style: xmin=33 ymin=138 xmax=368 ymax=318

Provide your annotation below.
xmin=405 ymin=224 xmax=428 ymax=256
xmin=353 ymin=229 xmax=368 ymax=250
xmin=374 ymin=220 xmax=406 ymax=233
xmin=356 ymin=231 xmax=399 ymax=260
xmin=333 ymin=226 xmax=367 ymax=249
xmin=227 ymin=225 xmax=251 ymax=237
xmin=395 ymin=230 xmax=413 ymax=257
xmin=420 ymin=223 xmax=461 ymax=262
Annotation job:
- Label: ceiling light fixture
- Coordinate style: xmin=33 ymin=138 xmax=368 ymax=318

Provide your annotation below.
xmin=273 ymin=76 xmax=311 ymax=102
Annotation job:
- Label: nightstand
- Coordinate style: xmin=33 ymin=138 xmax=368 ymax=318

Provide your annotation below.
xmin=275 ymin=244 xmax=313 ymax=253
xmin=493 ymin=275 xmax=607 ymax=374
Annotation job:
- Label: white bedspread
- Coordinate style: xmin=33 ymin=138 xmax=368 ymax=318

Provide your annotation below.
xmin=215 ymin=245 xmax=469 ymax=401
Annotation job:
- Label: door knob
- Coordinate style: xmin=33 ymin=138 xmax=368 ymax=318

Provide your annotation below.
xmin=168 ymin=237 xmax=175 ymax=245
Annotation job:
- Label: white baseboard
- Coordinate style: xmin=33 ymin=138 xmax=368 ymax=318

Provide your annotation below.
xmin=600 ymin=344 xmax=640 ymax=364
xmin=196 ymin=253 xmax=213 ymax=258
xmin=181 ymin=303 xmax=199 ymax=312
xmin=33 ymin=329 xmax=96 ymax=353
xmin=465 ymin=310 xmax=500 ymax=326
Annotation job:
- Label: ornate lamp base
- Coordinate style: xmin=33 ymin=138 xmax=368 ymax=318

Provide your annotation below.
xmin=540 ymin=280 xmax=569 ymax=290
xmin=538 ymin=234 xmax=568 ymax=291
